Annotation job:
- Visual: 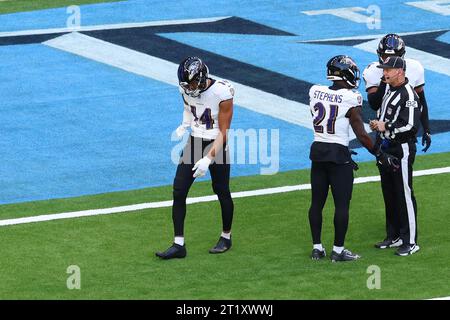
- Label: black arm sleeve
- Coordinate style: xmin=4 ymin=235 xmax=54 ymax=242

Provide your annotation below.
xmin=367 ymin=81 xmax=387 ymax=111
xmin=417 ymin=90 xmax=430 ymax=133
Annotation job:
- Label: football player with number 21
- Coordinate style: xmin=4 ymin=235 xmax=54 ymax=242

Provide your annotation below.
xmin=308 ymin=55 xmax=399 ymax=262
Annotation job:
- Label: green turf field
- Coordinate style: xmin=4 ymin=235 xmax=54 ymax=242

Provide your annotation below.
xmin=0 ymin=0 xmax=120 ymax=15
xmin=0 ymin=152 xmax=449 ymax=299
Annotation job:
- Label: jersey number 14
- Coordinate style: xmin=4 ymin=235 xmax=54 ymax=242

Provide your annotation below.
xmin=190 ymin=106 xmax=215 ymax=129
xmin=313 ymin=102 xmax=339 ymax=134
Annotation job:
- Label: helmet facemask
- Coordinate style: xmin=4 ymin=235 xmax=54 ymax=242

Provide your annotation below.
xmin=345 ymin=67 xmax=360 ymax=88
xmin=326 ymin=55 xmax=360 ymax=88
xmin=178 ymin=58 xmax=209 ymax=97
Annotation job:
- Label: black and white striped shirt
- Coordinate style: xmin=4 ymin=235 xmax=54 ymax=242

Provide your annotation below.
xmin=378 ymin=78 xmax=421 ymax=143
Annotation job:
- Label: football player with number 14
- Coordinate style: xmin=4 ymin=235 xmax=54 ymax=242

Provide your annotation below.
xmin=156 ymin=57 xmax=235 ymax=260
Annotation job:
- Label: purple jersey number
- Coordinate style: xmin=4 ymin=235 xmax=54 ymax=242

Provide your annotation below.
xmin=190 ymin=107 xmax=215 ymax=129
xmin=313 ymin=102 xmax=339 ymax=134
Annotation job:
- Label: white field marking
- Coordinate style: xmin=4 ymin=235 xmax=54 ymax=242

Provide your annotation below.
xmin=354 ymin=38 xmax=450 ymax=77
xmin=0 ymin=16 xmax=231 ymax=38
xmin=301 ymin=7 xmax=381 ymax=24
xmin=43 ymin=32 xmax=314 ymax=129
xmin=406 ymin=1 xmax=450 ymax=16
xmin=0 ymin=167 xmax=449 ymax=227
xmin=295 ymin=29 xmax=448 ymax=43
xmin=429 ymin=296 xmax=450 ymax=300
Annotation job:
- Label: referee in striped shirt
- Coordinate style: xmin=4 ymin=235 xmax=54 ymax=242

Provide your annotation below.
xmin=370 ymin=56 xmax=421 ymax=256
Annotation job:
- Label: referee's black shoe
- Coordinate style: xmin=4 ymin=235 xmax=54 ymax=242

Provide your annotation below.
xmin=374 ymin=237 xmax=403 ymax=249
xmin=209 ymin=236 xmax=232 ymax=254
xmin=395 ymin=244 xmax=420 ymax=256
xmin=155 ymin=243 xmax=186 ymax=259
xmin=330 ymin=249 xmax=361 ymax=262
xmin=311 ymin=249 xmax=326 ymax=260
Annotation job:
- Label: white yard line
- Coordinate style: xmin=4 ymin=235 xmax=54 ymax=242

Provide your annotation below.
xmin=1 ymin=166 xmax=449 ymax=227
xmin=0 ymin=16 xmax=231 ymax=37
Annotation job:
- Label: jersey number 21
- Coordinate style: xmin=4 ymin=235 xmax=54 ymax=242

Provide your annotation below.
xmin=312 ymin=102 xmax=339 ymax=134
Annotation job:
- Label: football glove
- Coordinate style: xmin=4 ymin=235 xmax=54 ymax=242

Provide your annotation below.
xmin=375 ymin=150 xmax=400 ymax=172
xmin=421 ymin=132 xmax=431 ymax=152
xmin=192 ymin=156 xmax=212 ymax=178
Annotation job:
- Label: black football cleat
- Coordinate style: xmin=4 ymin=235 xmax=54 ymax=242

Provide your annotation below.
xmin=374 ymin=237 xmax=403 ymax=249
xmin=155 ymin=243 xmax=186 ymax=259
xmin=395 ymin=244 xmax=420 ymax=256
xmin=311 ymin=249 xmax=326 ymax=260
xmin=209 ymin=236 xmax=232 ymax=254
xmin=330 ymin=249 xmax=361 ymax=262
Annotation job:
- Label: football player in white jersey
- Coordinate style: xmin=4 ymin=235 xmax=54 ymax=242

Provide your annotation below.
xmin=363 ymin=34 xmax=431 ymax=152
xmin=308 ymin=55 xmax=399 ymax=262
xmin=156 ymin=57 xmax=235 ymax=259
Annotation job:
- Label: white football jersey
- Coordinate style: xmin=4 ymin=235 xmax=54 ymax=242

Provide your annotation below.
xmin=363 ymin=58 xmax=425 ymax=91
xmin=309 ymin=85 xmax=363 ymax=147
xmin=179 ymin=79 xmax=234 ymax=140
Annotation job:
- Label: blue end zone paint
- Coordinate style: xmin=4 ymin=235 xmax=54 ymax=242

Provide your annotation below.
xmin=2 ymin=0 xmax=450 ymax=37
xmin=0 ymin=44 xmax=311 ymax=204
xmin=0 ymin=44 xmax=178 ymax=203
xmin=1 ymin=1 xmax=449 ymax=204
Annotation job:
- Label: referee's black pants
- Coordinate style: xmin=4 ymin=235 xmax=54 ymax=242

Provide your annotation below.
xmin=172 ymin=136 xmax=234 ymax=237
xmin=309 ymin=161 xmax=354 ymax=247
xmin=378 ymin=140 xmax=418 ymax=245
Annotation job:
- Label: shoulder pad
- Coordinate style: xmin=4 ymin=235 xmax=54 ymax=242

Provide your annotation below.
xmin=363 ymin=62 xmax=382 ymax=89
xmin=214 ymin=79 xmax=234 ymax=99
xmin=343 ymin=89 xmax=362 ymax=106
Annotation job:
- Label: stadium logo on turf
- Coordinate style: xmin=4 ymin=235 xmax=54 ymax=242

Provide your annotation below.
xmin=66 ymin=265 xmax=81 ymax=290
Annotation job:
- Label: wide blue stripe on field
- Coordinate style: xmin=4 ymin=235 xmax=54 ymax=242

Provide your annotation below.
xmin=0 ymin=43 xmax=311 ymax=204
xmin=1 ymin=0 xmax=449 ymax=204
xmin=1 ymin=0 xmax=450 ymax=39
